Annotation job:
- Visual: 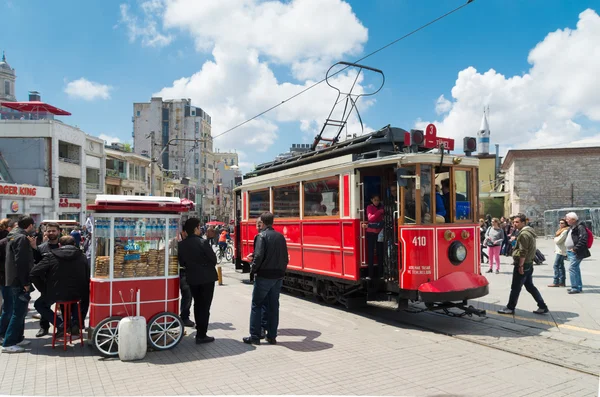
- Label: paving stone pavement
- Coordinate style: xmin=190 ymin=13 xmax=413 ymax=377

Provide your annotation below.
xmin=1 ymin=239 xmax=599 ymax=396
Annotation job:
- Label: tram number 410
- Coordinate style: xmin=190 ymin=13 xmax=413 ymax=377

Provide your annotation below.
xmin=412 ymin=236 xmax=427 ymax=246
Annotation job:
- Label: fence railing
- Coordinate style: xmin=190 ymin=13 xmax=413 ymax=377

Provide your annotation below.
xmin=59 ymin=157 xmax=80 ymax=165
xmin=544 ymin=208 xmax=600 ymax=237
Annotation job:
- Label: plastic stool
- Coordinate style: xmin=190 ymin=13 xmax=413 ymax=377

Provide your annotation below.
xmin=52 ymin=300 xmax=84 ymax=350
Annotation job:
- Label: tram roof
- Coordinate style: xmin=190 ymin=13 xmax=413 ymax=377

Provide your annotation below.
xmin=240 ymin=126 xmax=478 ymax=188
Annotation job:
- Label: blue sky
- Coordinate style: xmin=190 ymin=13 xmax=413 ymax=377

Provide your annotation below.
xmin=2 ymin=0 xmax=599 ymax=168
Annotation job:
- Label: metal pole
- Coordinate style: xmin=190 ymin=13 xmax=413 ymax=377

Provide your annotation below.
xmin=150 ymin=131 xmax=155 ymax=196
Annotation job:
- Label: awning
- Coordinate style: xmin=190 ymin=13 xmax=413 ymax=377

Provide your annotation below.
xmin=0 ymin=101 xmax=71 ymax=116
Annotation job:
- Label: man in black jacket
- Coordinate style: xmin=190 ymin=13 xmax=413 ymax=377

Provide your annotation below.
xmin=243 ymin=212 xmax=289 ymax=345
xmin=178 ymin=218 xmax=218 ymax=344
xmin=32 ymin=222 xmax=61 ymax=337
xmin=564 ymin=212 xmax=590 ymax=294
xmin=30 ymin=236 xmax=90 ymax=336
xmin=2 ymin=215 xmax=35 ymax=353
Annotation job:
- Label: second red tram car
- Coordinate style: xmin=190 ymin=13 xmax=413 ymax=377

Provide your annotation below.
xmin=233 ymin=126 xmax=489 ymax=314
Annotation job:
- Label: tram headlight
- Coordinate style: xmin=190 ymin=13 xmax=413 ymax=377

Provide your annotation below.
xmin=448 ymin=241 xmax=467 ymax=265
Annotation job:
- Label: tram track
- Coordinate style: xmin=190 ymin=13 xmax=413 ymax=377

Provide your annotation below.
xmin=359 ymin=301 xmax=600 ymax=378
xmin=228 ymin=269 xmax=599 ymax=378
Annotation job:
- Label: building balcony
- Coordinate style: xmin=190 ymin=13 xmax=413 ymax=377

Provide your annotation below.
xmin=59 ymin=156 xmax=80 ymax=165
xmin=106 ymin=169 xmax=127 ymax=179
xmin=59 ymin=192 xmax=80 ymax=199
xmin=86 ymin=182 xmax=101 ymax=190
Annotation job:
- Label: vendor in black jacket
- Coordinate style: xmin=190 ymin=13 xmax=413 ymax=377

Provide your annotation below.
xmin=178 ymin=219 xmax=218 ymax=344
xmin=30 ymin=235 xmax=90 ymax=336
xmin=243 ymin=212 xmax=289 ymax=346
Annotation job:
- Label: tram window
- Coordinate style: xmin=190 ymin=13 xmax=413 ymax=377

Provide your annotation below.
xmin=273 ymin=184 xmax=300 ymax=218
xmin=454 ymin=170 xmax=472 ymax=221
xmin=303 ymin=176 xmax=339 ymax=217
xmin=402 ymin=167 xmax=417 ymax=224
xmin=248 ymin=190 xmax=270 ymax=219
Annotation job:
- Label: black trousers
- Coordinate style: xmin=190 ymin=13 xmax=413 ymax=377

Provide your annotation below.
xmin=507 ymin=266 xmax=547 ymax=311
xmin=366 ymin=232 xmax=383 ymax=279
xmin=179 ymin=273 xmax=193 ymax=321
xmin=189 ymin=282 xmax=215 ymax=338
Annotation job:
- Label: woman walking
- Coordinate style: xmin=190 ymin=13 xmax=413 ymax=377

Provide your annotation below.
xmin=484 ymin=218 xmax=505 ymax=274
xmin=549 ymin=219 xmax=569 ymax=287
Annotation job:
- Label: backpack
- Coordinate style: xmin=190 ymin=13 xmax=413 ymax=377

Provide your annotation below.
xmin=585 ymin=227 xmax=593 ymax=249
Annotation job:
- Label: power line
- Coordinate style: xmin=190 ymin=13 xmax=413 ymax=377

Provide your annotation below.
xmin=212 ymin=0 xmax=476 ymax=139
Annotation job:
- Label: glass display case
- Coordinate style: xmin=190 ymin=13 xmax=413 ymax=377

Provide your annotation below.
xmin=92 ymin=215 xmax=181 ymax=280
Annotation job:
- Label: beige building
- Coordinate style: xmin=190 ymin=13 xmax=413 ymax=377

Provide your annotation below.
xmin=501 ymin=147 xmax=600 ymax=221
xmin=105 ymin=144 xmax=151 ymax=196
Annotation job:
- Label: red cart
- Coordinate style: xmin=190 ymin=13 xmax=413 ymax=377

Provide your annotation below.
xmin=87 ymin=195 xmax=193 ymax=357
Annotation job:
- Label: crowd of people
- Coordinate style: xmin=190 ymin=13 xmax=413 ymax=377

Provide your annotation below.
xmin=0 ymin=217 xmax=90 ymax=353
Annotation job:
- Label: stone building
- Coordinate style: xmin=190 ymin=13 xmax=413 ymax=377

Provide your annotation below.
xmin=105 ymin=144 xmax=151 ymax=196
xmin=501 ymin=147 xmax=600 ymax=221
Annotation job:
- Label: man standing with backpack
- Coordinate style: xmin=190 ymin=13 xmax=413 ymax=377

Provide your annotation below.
xmin=564 ymin=212 xmax=591 ymax=294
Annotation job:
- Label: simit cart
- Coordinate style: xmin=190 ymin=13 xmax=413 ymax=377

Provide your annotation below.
xmin=87 ymin=195 xmax=193 ymax=357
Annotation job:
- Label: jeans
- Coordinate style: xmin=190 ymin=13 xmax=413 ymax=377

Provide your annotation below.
xmin=189 ymin=282 xmax=215 ymax=338
xmin=250 ymin=277 xmax=283 ymax=339
xmin=366 ymin=232 xmax=383 ymax=279
xmin=0 ymin=285 xmax=11 ymax=337
xmin=179 ymin=273 xmax=192 ymax=321
xmin=487 ymin=245 xmax=501 ymax=271
xmin=567 ymin=251 xmax=583 ymax=291
xmin=2 ymin=287 xmax=29 ymax=347
xmin=507 ymin=266 xmax=547 ymax=311
xmin=552 ymin=254 xmax=566 ymax=285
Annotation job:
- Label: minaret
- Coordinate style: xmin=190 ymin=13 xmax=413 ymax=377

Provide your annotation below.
xmin=0 ymin=50 xmax=17 ymax=102
xmin=477 ymin=108 xmax=490 ymax=155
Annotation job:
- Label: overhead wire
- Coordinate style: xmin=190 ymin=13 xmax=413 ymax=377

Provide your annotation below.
xmin=212 ymin=0 xmax=476 ymax=139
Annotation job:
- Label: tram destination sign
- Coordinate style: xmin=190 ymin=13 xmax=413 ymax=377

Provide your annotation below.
xmin=423 ymin=124 xmax=454 ymax=151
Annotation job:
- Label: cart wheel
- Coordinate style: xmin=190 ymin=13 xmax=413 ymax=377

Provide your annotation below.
xmin=225 ymin=246 xmax=234 ymax=262
xmin=92 ymin=316 xmax=122 ymax=358
xmin=147 ymin=312 xmax=184 ymax=351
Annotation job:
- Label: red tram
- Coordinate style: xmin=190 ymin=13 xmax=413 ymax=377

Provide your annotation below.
xmin=233 ymin=126 xmax=489 ymax=314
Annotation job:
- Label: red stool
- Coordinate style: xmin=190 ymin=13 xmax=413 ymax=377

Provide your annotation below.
xmin=52 ymin=300 xmax=84 ymax=351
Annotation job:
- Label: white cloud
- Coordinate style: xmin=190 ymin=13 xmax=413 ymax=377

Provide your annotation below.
xmin=435 ymin=95 xmax=452 ymax=115
xmin=119 ymin=1 xmax=173 ymax=47
xmin=98 ymin=134 xmax=121 ymax=145
xmin=64 ymin=78 xmax=112 ymax=101
xmin=418 ymin=8 xmax=600 ymax=152
xmin=144 ymin=0 xmax=370 ymax=157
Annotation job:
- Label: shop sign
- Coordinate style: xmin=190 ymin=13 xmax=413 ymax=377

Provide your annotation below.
xmin=0 ymin=184 xmax=37 ymax=196
xmin=59 ymin=198 xmax=81 ymax=209
xmin=10 ymin=201 xmax=19 ymax=213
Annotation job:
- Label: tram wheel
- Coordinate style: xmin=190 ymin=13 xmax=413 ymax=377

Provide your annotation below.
xmin=147 ymin=312 xmax=184 ymax=351
xmin=92 ymin=316 xmax=122 ymax=358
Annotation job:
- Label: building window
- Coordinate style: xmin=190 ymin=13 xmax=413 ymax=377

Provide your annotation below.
xmin=273 ymin=184 xmax=300 ymax=218
xmin=4 ymin=81 xmax=10 ymax=96
xmin=249 ymin=190 xmax=270 ymax=219
xmin=454 ymin=169 xmax=472 ymax=221
xmin=136 ymin=110 xmax=140 ymax=117
xmin=303 ymin=176 xmax=339 ymax=217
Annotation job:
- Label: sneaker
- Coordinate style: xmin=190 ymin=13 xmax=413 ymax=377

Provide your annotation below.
xmin=260 ymin=328 xmax=266 ymax=340
xmin=533 ymin=307 xmax=549 ymax=314
xmin=32 ymin=313 xmax=42 ymax=320
xmin=495 ymin=270 xmax=499 ymax=274
xmin=70 ymin=326 xmax=80 ymax=336
xmin=547 ymin=284 xmax=560 ymax=287
xmin=242 ymin=336 xmax=260 ymax=345
xmin=16 ymin=340 xmax=31 ymax=347
xmin=497 ymin=307 xmax=515 ymax=315
xmin=182 ymin=319 xmax=195 ymax=328
xmin=195 ymin=336 xmax=215 ymax=344
xmin=2 ymin=345 xmax=25 ymax=353
xmin=486 ymin=269 xmax=493 ymax=273
xmin=266 ymin=337 xmax=277 ymax=345
xmin=568 ymin=289 xmax=581 ymax=294
xmin=558 ymin=283 xmax=566 ymax=287
xmin=36 ymin=328 xmax=49 ymax=338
